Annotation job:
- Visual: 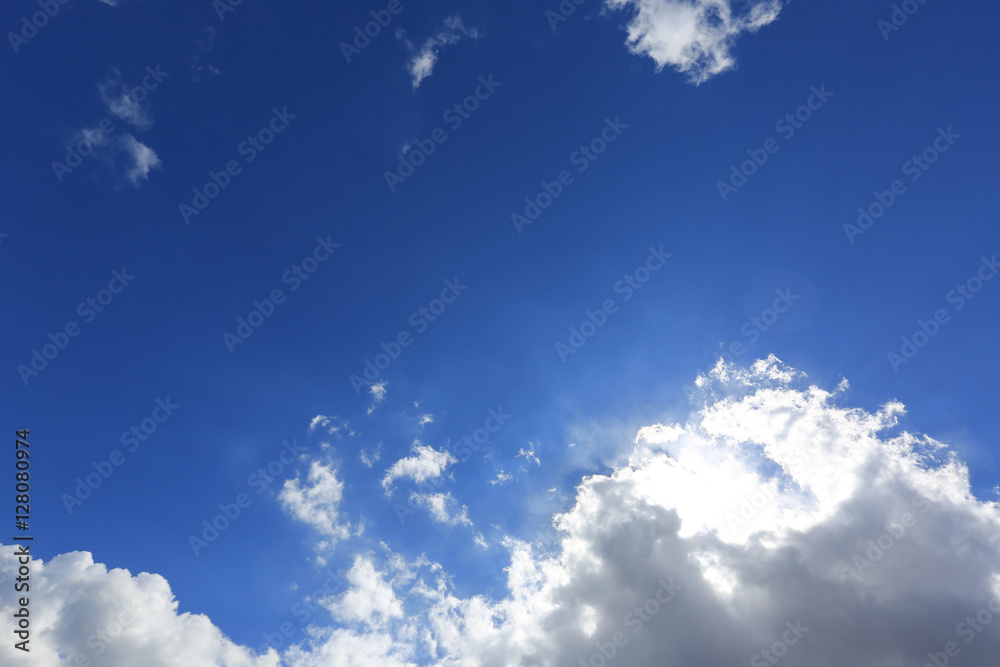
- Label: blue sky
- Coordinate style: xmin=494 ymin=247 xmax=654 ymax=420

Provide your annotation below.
xmin=3 ymin=0 xmax=1000 ymax=665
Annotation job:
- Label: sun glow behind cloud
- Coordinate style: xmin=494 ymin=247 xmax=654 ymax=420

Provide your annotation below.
xmin=6 ymin=356 xmax=999 ymax=665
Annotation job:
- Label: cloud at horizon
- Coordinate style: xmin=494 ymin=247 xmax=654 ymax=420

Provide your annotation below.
xmin=5 ymin=357 xmax=998 ymax=665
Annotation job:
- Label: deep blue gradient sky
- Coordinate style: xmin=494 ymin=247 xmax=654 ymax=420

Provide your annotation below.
xmin=3 ymin=0 xmax=999 ymax=660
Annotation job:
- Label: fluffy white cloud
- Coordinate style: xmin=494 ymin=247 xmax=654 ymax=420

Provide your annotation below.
xmin=0 ymin=549 xmax=278 ymax=666
xmin=605 ymin=0 xmax=783 ymax=84
xmin=11 ymin=357 xmax=1000 ymax=665
xmin=398 ymin=15 xmax=479 ymax=89
xmin=280 ymin=461 xmax=351 ymax=546
xmin=283 ymin=355 xmax=1000 ymax=665
xmin=323 ymin=556 xmax=403 ymax=626
xmin=381 ymin=443 xmax=456 ymax=494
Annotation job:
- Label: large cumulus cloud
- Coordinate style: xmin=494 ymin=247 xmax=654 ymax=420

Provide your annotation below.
xmin=4 ymin=356 xmax=998 ymax=666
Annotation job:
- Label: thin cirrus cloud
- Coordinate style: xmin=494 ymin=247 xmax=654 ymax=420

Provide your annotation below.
xmin=4 ymin=356 xmax=1000 ymax=664
xmin=397 ymin=15 xmax=480 ymax=89
xmin=605 ymin=0 xmax=783 ymax=84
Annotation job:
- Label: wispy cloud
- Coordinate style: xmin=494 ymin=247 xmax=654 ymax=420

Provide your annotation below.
xmin=397 ymin=15 xmax=480 ymax=89
xmin=308 ymin=415 xmax=354 ymax=436
xmin=120 ymin=134 xmax=161 ymax=186
xmin=360 ymin=442 xmax=383 ymax=468
xmin=12 ymin=357 xmax=1000 ymax=664
xmin=517 ymin=442 xmax=540 ymax=466
xmin=409 ymin=491 xmax=472 ymax=526
xmin=189 ymin=26 xmax=220 ymax=82
xmin=367 ymin=381 xmax=388 ymax=415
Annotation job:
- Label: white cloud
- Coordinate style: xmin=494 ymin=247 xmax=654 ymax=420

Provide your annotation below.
xmin=99 ymin=0 xmax=119 ymax=6
xmin=281 ymin=355 xmax=1000 ymax=665
xmin=120 ymin=134 xmax=161 ymax=186
xmin=633 ymin=422 xmax=684 ymax=446
xmin=517 ymin=442 xmax=541 ymax=466
xmin=360 ymin=442 xmax=383 ymax=468
xmin=398 ymin=15 xmax=480 ymax=89
xmin=322 ymin=556 xmax=403 ymax=626
xmin=279 ymin=461 xmax=351 ymax=546
xmin=381 ymin=442 xmax=456 ymax=494
xmin=367 ymin=382 xmax=388 ymax=415
xmin=0 ymin=548 xmax=278 ymax=666
xmin=308 ymin=415 xmax=353 ymax=436
xmin=100 ymin=70 xmax=153 ymax=129
xmin=64 ymin=121 xmax=161 ymax=189
xmin=605 ymin=0 xmax=783 ymax=84
xmin=409 ymin=491 xmax=472 ymax=526
xmin=490 ymin=469 xmax=513 ymax=485
xmin=12 ymin=356 xmax=1000 ymax=665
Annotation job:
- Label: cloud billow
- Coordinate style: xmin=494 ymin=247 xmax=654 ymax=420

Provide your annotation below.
xmin=605 ymin=0 xmax=783 ymax=84
xmin=3 ymin=356 xmax=999 ymax=665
